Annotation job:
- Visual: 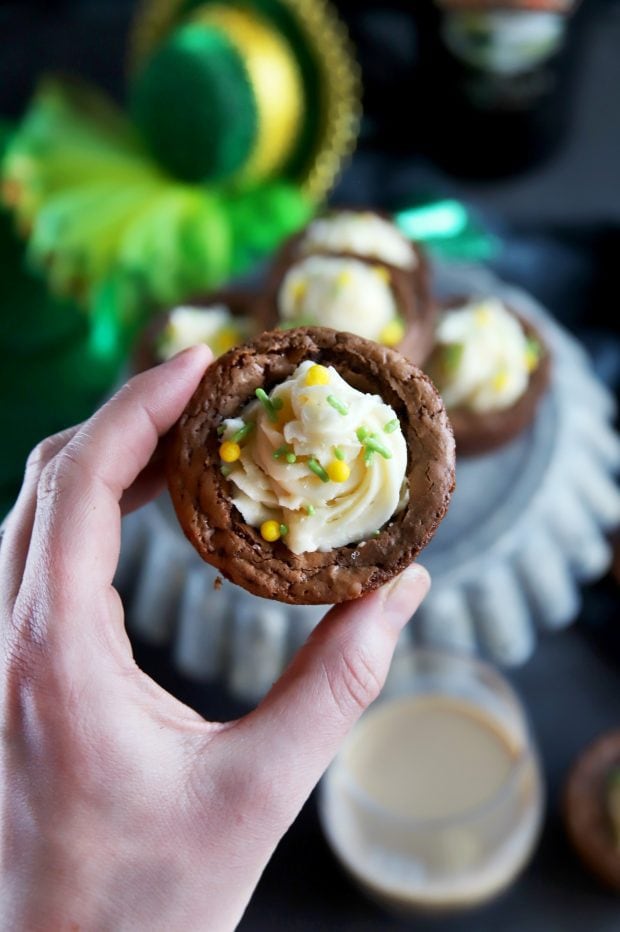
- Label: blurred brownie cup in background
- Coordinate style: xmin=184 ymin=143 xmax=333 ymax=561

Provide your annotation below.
xmin=132 ymin=289 xmax=265 ymax=372
xmin=264 ymin=209 xmax=435 ymax=365
xmin=426 ymin=295 xmax=551 ymax=456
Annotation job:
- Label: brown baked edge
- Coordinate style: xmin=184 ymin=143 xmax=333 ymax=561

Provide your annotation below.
xmin=562 ymin=730 xmax=620 ymax=893
xmin=166 ymin=327 xmax=455 ymax=605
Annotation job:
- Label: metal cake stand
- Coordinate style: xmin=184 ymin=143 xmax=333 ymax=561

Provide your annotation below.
xmin=116 ymin=264 xmax=620 ymax=700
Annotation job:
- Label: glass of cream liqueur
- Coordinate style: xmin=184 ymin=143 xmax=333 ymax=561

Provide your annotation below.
xmin=319 ymin=648 xmax=544 ymax=914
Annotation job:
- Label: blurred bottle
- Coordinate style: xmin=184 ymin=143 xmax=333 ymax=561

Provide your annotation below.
xmin=414 ymin=0 xmax=586 ymax=177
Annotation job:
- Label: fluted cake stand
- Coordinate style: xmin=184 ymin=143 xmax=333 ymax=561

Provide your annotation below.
xmin=116 ymin=264 xmax=620 ymax=700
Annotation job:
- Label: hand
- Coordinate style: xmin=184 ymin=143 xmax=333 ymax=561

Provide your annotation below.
xmin=0 ymin=346 xmax=430 ymax=931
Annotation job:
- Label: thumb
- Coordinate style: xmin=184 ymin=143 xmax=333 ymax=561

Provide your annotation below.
xmin=234 ymin=564 xmax=430 ymax=819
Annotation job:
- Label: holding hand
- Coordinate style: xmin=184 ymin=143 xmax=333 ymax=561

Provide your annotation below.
xmin=0 ymin=345 xmax=429 ymax=931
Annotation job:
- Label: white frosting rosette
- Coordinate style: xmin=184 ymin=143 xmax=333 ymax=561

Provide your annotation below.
xmin=299 ymin=211 xmax=417 ymax=270
xmin=220 ymin=360 xmax=408 ymax=554
xmin=278 ymin=255 xmax=402 ymax=344
xmin=434 ymin=297 xmax=538 ymax=413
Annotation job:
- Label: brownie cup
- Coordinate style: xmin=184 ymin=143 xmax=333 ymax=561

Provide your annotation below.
xmin=132 ymin=288 xmax=267 ymax=373
xmin=563 ymin=731 xmax=620 ymax=892
xmin=426 ymin=296 xmax=551 ymax=457
xmin=264 ymin=208 xmax=435 ymax=366
xmin=167 ymin=327 xmax=455 ymax=605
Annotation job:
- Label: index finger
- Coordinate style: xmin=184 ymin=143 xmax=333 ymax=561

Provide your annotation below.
xmin=15 ymin=344 xmax=211 ymax=624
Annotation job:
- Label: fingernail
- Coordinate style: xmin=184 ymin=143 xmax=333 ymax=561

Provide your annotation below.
xmin=168 ymin=344 xmax=212 ymax=363
xmin=382 ymin=564 xmax=431 ymax=631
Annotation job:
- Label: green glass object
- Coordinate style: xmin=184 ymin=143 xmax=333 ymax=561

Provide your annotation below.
xmin=130 ymin=23 xmax=258 ymax=182
xmin=394 ymin=199 xmax=500 ymax=262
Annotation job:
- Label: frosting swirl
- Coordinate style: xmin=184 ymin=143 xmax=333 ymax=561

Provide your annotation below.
xmin=158 ymin=305 xmax=249 ymax=360
xmin=220 ymin=360 xmax=408 ymax=554
xmin=300 ymin=211 xmax=416 ymax=270
xmin=431 ymin=298 xmax=540 ymax=414
xmin=278 ymin=255 xmax=403 ymax=345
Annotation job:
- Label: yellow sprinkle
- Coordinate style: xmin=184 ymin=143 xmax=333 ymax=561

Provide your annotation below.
xmin=373 ymin=265 xmax=390 ymax=284
xmin=260 ymin=520 xmax=281 ymax=542
xmin=305 ymin=364 xmax=330 ymax=387
xmin=290 ymin=279 xmax=308 ymax=305
xmin=336 ymin=269 xmax=352 ymax=287
xmin=474 ymin=305 xmax=492 ymax=327
xmin=276 ymin=397 xmax=294 ymax=425
xmin=492 ymin=370 xmax=509 ymax=392
xmin=219 ymin=441 xmax=241 ymax=463
xmin=327 ymin=459 xmax=351 ymax=483
xmin=379 ymin=319 xmax=405 ymax=347
xmin=213 ymin=326 xmax=241 ymax=355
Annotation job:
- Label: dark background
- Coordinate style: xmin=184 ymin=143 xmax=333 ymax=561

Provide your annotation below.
xmin=3 ymin=1 xmax=620 ymax=928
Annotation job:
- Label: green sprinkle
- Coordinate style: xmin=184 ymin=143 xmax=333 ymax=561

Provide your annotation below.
xmin=304 ymin=504 xmax=316 ymax=516
xmin=232 ymin=421 xmax=255 ymax=443
xmin=526 ymin=336 xmax=542 ymax=360
xmin=356 ymin=426 xmax=369 ymax=442
xmin=334 ymin=447 xmax=345 ymax=460
xmin=372 ymin=530 xmax=381 ymax=538
xmin=273 ymin=444 xmax=290 ymax=459
xmin=364 ymin=448 xmax=374 ymax=465
xmin=384 ymin=419 xmax=399 ymax=434
xmin=279 ymin=524 xmax=289 ymax=537
xmin=255 ymin=387 xmax=280 ymax=422
xmin=443 ymin=343 xmax=464 ymax=374
xmin=285 ymin=452 xmax=297 ymax=464
xmin=217 ymin=424 xmax=227 ymax=436
xmin=365 ymin=436 xmax=392 ymax=459
xmin=327 ymin=395 xmax=348 ymax=416
xmin=308 ymin=458 xmax=329 ymax=482
xmin=220 ymin=464 xmax=233 ymax=477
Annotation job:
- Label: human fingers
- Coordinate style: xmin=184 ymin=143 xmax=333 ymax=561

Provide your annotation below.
xmin=12 ymin=344 xmax=211 ymax=633
xmin=226 ymin=565 xmax=430 ymax=830
xmin=0 ymin=424 xmax=81 ymax=612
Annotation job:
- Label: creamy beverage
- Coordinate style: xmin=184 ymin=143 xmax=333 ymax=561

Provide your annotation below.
xmin=320 ymin=651 xmax=543 ymax=913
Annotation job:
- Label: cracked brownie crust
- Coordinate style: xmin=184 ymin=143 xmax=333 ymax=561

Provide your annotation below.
xmin=166 ymin=327 xmax=455 ymax=604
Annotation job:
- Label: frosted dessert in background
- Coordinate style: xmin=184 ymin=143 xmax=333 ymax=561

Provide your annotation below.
xmin=279 ymin=256 xmax=405 ymax=346
xmin=132 ymin=289 xmax=261 ymax=372
xmin=427 ymin=295 xmax=550 ymax=455
xmin=266 ymin=208 xmax=435 ymax=365
xmin=157 ymin=305 xmax=251 ymax=360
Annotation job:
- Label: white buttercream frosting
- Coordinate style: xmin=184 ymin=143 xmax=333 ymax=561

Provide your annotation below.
xmin=221 ymin=360 xmax=408 ymax=554
xmin=157 ymin=305 xmax=249 ymax=360
xmin=300 ymin=211 xmax=416 ymax=270
xmin=278 ymin=255 xmax=399 ymax=342
xmin=433 ymin=298 xmax=537 ymax=413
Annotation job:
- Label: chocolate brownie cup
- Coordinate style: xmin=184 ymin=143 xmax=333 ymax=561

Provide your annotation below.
xmin=563 ymin=730 xmax=620 ymax=892
xmin=264 ymin=209 xmax=435 ymax=366
xmin=167 ymin=327 xmax=455 ymax=604
xmin=132 ymin=289 xmax=266 ymax=373
xmin=425 ymin=296 xmax=551 ymax=456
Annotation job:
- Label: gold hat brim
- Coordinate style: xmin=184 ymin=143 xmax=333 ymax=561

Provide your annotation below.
xmin=128 ymin=0 xmax=361 ymax=201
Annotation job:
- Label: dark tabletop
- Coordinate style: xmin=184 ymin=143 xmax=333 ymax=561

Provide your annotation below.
xmin=4 ymin=0 xmax=620 ymax=927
